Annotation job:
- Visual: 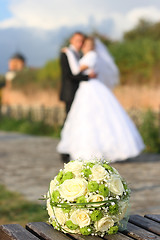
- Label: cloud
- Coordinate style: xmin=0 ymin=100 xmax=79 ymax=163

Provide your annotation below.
xmin=0 ymin=0 xmax=160 ymax=40
xmin=102 ymin=6 xmax=160 ymax=39
xmin=0 ymin=0 xmax=109 ymax=29
xmin=1 ymin=1 xmax=160 ymax=73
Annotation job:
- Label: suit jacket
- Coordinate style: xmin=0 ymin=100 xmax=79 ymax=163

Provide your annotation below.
xmin=59 ymin=52 xmax=88 ymax=103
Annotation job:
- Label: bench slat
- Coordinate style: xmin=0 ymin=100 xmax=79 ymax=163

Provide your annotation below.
xmin=129 ymin=215 xmax=160 ymax=236
xmin=144 ymin=214 xmax=160 ymax=224
xmin=104 ymin=232 xmax=133 ymax=240
xmin=68 ymin=233 xmax=102 ymax=240
xmin=69 ymin=232 xmax=132 ymax=240
xmin=26 ymin=223 xmax=134 ymax=240
xmin=121 ymin=222 xmax=160 ymax=240
xmin=0 ymin=224 xmax=39 ymax=240
xmin=26 ymin=222 xmax=72 ymax=240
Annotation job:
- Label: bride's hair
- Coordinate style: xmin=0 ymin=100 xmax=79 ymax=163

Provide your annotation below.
xmin=84 ymin=36 xmax=95 ymax=50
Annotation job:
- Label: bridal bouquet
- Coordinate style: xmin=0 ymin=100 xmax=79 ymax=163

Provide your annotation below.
xmin=44 ymin=159 xmax=130 ymax=236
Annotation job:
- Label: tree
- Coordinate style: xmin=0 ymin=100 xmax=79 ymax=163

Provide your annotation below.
xmin=124 ymin=19 xmax=154 ymax=41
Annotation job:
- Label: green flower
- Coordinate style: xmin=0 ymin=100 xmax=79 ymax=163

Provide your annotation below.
xmin=103 ymin=164 xmax=113 ymax=172
xmin=108 ymin=203 xmax=119 ymax=215
xmin=85 ymin=162 xmax=95 ymax=168
xmin=107 ymin=225 xmax=118 ymax=235
xmin=81 ymin=168 xmax=92 ymax=178
xmin=56 ymin=171 xmax=63 ymax=183
xmin=76 ymin=196 xmax=87 ymax=203
xmin=90 ymin=210 xmax=103 ymax=221
xmin=99 ymin=184 xmax=109 ymax=197
xmin=66 ymin=220 xmax=78 ymax=230
xmin=61 ymin=203 xmax=71 ymax=213
xmin=62 ymin=208 xmax=70 ymax=213
xmin=61 ymin=171 xmax=74 ymax=183
xmin=51 ymin=190 xmax=60 ymax=202
xmin=88 ymin=181 xmax=99 ymax=192
xmin=80 ymin=226 xmax=92 ymax=235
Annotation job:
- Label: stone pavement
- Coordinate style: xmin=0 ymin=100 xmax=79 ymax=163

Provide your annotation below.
xmin=0 ymin=131 xmax=160 ymax=216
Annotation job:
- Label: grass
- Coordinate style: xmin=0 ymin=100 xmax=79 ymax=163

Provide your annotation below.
xmin=0 ymin=184 xmax=48 ymax=226
xmin=0 ymin=118 xmax=52 ymax=226
xmin=0 ymin=116 xmax=61 ymax=138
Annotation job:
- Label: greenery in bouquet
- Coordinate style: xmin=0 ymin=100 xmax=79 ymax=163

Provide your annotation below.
xmin=44 ymin=159 xmax=130 ymax=236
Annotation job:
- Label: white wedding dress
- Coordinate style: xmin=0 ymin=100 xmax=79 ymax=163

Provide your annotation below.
xmin=57 ymin=40 xmax=145 ymax=162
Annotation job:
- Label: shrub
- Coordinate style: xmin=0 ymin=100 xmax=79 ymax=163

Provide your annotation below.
xmin=139 ymin=109 xmax=160 ymax=153
xmin=0 ymin=117 xmax=61 ymax=138
xmin=12 ymin=58 xmax=61 ymax=92
xmin=108 ymin=38 xmax=160 ymax=84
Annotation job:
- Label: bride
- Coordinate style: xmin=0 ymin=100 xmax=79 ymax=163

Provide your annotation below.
xmin=57 ymin=36 xmax=145 ymax=162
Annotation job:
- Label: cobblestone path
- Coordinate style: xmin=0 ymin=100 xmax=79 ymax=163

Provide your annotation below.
xmin=0 ymin=131 xmax=159 ymax=215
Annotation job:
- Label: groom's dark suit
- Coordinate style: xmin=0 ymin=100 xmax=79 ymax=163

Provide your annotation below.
xmin=59 ymin=50 xmax=89 ymax=114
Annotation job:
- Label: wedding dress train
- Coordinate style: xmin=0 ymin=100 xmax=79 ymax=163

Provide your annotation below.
xmin=57 ymin=79 xmax=145 ymax=162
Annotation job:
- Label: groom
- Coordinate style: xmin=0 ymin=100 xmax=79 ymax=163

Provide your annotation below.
xmin=59 ymin=31 xmax=95 ymax=163
xmin=59 ymin=31 xmax=95 ymax=115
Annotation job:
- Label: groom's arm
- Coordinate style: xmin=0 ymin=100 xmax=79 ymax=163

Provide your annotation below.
xmin=60 ymin=52 xmax=89 ymax=82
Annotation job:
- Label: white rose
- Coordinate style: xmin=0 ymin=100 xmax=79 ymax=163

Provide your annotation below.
xmin=49 ymin=178 xmax=58 ymax=194
xmin=108 ymin=175 xmax=124 ymax=196
xmin=59 ymin=178 xmax=87 ymax=201
xmin=95 ymin=216 xmax=114 ymax=232
xmin=54 ymin=207 xmax=67 ymax=225
xmin=64 ymin=161 xmax=83 ymax=176
xmin=70 ymin=209 xmax=90 ymax=228
xmin=63 ymin=226 xmax=80 ymax=234
xmin=88 ymin=194 xmax=104 ymax=206
xmin=47 ymin=199 xmax=54 ymax=219
xmin=90 ymin=164 xmax=108 ymax=181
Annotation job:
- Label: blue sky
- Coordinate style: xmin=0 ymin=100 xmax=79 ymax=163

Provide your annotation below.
xmin=0 ymin=0 xmax=12 ymax=21
xmin=1 ymin=0 xmax=160 ymax=73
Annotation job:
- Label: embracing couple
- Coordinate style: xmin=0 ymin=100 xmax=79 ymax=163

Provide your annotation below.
xmin=57 ymin=32 xmax=145 ymax=163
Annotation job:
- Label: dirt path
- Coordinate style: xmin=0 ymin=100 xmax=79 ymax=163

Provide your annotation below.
xmin=0 ymin=131 xmax=159 ymax=215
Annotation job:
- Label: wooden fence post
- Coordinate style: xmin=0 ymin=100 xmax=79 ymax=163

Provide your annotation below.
xmin=17 ymin=105 xmax=23 ymax=119
xmin=159 ymin=105 xmax=160 ymax=141
xmin=40 ymin=105 xmax=46 ymax=122
xmin=6 ymin=105 xmax=11 ymax=118
xmin=28 ymin=107 xmax=33 ymax=122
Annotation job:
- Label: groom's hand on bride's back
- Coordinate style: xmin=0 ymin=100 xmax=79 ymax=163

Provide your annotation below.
xmin=61 ymin=47 xmax=68 ymax=53
xmin=88 ymin=71 xmax=97 ymax=79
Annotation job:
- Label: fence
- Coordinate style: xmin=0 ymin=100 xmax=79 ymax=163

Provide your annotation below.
xmin=0 ymin=104 xmax=160 ymax=129
xmin=0 ymin=105 xmax=66 ymax=126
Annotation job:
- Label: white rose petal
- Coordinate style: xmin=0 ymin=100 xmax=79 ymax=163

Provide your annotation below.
xmin=90 ymin=164 xmax=108 ymax=181
xmin=47 ymin=199 xmax=54 ymax=219
xmin=63 ymin=226 xmax=80 ymax=234
xmin=88 ymin=194 xmax=105 ymax=206
xmin=95 ymin=216 xmax=114 ymax=232
xmin=50 ymin=179 xmax=58 ymax=194
xmin=109 ymin=175 xmax=124 ymax=196
xmin=70 ymin=209 xmax=90 ymax=228
xmin=64 ymin=161 xmax=83 ymax=176
xmin=54 ymin=207 xmax=67 ymax=225
xmin=59 ymin=178 xmax=87 ymax=201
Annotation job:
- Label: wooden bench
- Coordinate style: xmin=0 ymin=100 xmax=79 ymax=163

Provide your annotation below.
xmin=0 ymin=214 xmax=160 ymax=240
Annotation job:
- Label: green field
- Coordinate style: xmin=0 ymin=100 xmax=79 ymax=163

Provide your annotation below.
xmin=0 ymin=184 xmax=48 ymax=226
